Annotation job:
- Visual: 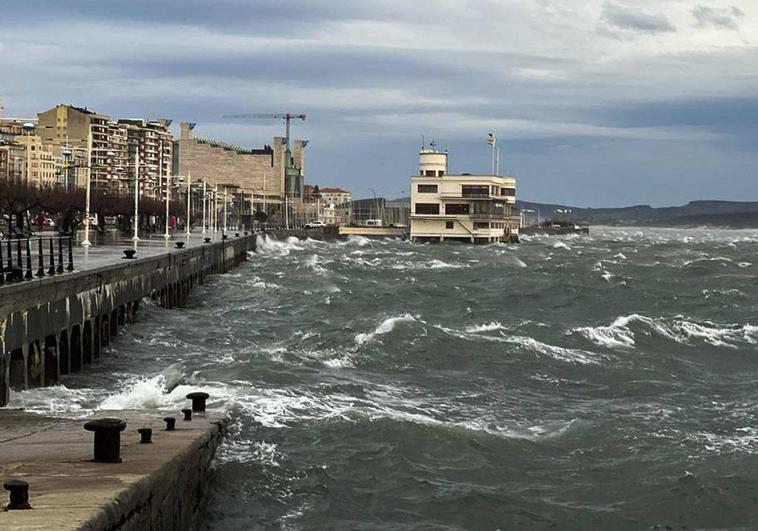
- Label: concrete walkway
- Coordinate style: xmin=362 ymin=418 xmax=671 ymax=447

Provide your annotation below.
xmin=0 ymin=408 xmax=226 ymax=530
xmin=70 ymin=230 xmax=247 ymax=273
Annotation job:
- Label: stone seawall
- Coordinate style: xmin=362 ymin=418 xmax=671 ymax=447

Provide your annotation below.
xmin=0 ymin=409 xmax=226 ymax=530
xmin=0 ymin=235 xmax=256 ymax=406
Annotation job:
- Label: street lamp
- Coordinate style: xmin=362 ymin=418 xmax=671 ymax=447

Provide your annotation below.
xmin=82 ymin=128 xmax=94 ymax=247
xmin=132 ymin=146 xmax=140 ymax=242
xmin=202 ymin=180 xmax=207 ymax=234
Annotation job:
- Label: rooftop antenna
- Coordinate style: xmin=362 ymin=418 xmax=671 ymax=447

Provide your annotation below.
xmin=421 ymin=134 xmax=425 ymax=149
xmin=0 ymin=97 xmax=4 ymax=118
xmin=430 ymin=139 xmax=437 ymax=151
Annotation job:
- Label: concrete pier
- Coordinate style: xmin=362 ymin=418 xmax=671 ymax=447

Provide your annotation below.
xmin=0 ymin=408 xmax=226 ymax=530
xmin=0 ymin=234 xmax=256 ymax=407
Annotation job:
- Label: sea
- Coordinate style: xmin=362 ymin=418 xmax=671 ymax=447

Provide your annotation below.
xmin=9 ymin=227 xmax=758 ymax=530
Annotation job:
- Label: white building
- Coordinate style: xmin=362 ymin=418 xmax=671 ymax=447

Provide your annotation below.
xmin=410 ymin=147 xmax=518 ymax=243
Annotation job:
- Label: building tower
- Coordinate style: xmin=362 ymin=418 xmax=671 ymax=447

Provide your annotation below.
xmin=418 ymin=145 xmax=448 ymax=177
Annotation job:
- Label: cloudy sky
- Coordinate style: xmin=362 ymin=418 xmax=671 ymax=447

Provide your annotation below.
xmin=2 ymin=0 xmax=757 ymax=206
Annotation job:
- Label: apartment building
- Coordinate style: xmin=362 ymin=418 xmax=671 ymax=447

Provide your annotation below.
xmin=37 ymin=105 xmax=111 ymax=187
xmin=319 ymin=187 xmax=352 ymax=207
xmin=118 ymin=119 xmax=173 ymax=199
xmin=410 ymin=147 xmax=518 ymax=243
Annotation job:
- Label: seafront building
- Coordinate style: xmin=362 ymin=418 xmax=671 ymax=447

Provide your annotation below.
xmin=410 ymin=146 xmax=518 ymax=243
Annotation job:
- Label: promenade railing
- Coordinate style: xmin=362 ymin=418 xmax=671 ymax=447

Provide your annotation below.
xmin=0 ymin=235 xmax=74 ymax=285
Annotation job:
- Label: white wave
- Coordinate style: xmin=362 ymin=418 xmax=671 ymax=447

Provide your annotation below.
xmin=574 ymin=314 xmax=758 ymax=350
xmin=354 ymin=313 xmax=417 ymax=344
xmin=503 ymin=335 xmax=601 ymax=365
xmin=553 ymin=241 xmax=571 ymax=250
xmin=574 ymin=322 xmax=636 ymax=349
xmin=6 ymin=385 xmax=97 ymax=415
xmin=323 ymin=357 xmax=355 ymax=368
xmin=466 ymin=322 xmax=507 ymax=333
xmin=257 ymin=235 xmax=304 ymax=256
xmin=98 ymin=375 xmax=172 ymax=409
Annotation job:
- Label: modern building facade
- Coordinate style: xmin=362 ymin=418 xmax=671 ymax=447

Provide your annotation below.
xmin=118 ymin=119 xmax=173 ymax=199
xmin=410 ymin=147 xmax=518 ymax=243
xmin=175 ymin=122 xmax=305 ymax=206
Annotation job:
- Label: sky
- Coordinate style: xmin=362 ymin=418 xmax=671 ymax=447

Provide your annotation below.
xmin=1 ymin=0 xmax=757 ymax=206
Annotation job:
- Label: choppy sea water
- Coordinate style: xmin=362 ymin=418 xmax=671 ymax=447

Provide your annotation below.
xmin=9 ymin=227 xmax=758 ymax=530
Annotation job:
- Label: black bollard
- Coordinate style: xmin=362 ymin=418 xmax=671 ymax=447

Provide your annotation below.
xmin=6 ymin=238 xmax=11 ymax=274
xmin=0 ymin=239 xmax=4 ymax=285
xmin=36 ymin=238 xmax=45 ymax=277
xmin=24 ymin=239 xmax=32 ymax=280
xmin=235 ymin=233 xmax=240 ymax=237
xmin=15 ymin=240 xmax=22 ymax=277
xmin=203 ymin=237 xmax=211 ymax=243
xmin=57 ymin=236 xmax=64 ymax=274
xmin=83 ymin=418 xmax=127 ymax=463
xmin=138 ymin=428 xmax=152 ymax=444
xmin=163 ymin=417 xmax=176 ymax=431
xmin=67 ymin=235 xmax=74 ymax=271
xmin=123 ymin=249 xmax=137 ymax=259
xmin=3 ymin=479 xmax=31 ymax=510
xmin=186 ymin=391 xmax=209 ymax=412
xmin=175 ymin=241 xmax=185 ymax=249
xmin=47 ymin=238 xmax=56 ymax=276
xmin=182 ymin=408 xmax=192 ymax=421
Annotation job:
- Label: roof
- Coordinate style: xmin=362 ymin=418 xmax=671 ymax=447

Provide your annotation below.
xmin=319 ymin=187 xmax=350 ymax=194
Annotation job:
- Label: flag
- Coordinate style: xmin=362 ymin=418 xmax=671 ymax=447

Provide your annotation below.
xmin=487 ymin=133 xmax=495 ymax=146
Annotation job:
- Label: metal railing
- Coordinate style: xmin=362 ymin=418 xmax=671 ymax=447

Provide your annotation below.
xmin=0 ymin=235 xmax=74 ymax=285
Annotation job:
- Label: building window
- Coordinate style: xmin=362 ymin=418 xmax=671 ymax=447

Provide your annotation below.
xmin=504 ymin=188 xmax=516 ymax=197
xmin=445 ymin=221 xmax=454 ymax=229
xmin=461 ymin=185 xmax=489 ymax=197
xmin=415 ymin=203 xmax=440 ymax=215
xmin=417 ymin=184 xmax=438 ymax=193
xmin=445 ymin=203 xmax=470 ymax=215
xmin=424 ymin=170 xmax=436 ymax=176
xmin=474 ymin=222 xmax=490 ymax=230
xmin=439 ymin=170 xmax=445 ymax=176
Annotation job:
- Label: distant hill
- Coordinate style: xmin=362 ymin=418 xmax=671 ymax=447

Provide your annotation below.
xmin=515 ymin=200 xmax=758 ymax=228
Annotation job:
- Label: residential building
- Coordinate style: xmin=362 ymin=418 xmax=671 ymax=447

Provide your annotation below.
xmin=410 ymin=146 xmax=518 ymax=243
xmin=118 ymin=119 xmax=173 ymax=199
xmin=0 ymin=143 xmax=25 ymax=183
xmin=37 ymin=104 xmax=118 ymax=192
xmin=15 ymin=135 xmax=58 ymax=187
xmin=319 ymin=187 xmax=352 ymax=207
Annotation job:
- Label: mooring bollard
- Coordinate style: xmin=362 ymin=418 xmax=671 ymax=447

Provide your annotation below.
xmin=48 ymin=238 xmax=56 ymax=276
xmin=138 ymin=427 xmax=153 ymax=444
xmin=123 ymin=249 xmax=137 ymax=259
xmin=36 ymin=239 xmax=45 ymax=277
xmin=244 ymin=231 xmax=249 ymax=236
xmin=163 ymin=417 xmax=176 ymax=431
xmin=182 ymin=408 xmax=192 ymax=421
xmin=83 ymin=418 xmax=127 ymax=463
xmin=235 ymin=233 xmax=240 ymax=237
xmin=203 ymin=237 xmax=211 ymax=243
xmin=175 ymin=241 xmax=185 ymax=249
xmin=186 ymin=391 xmax=209 ymax=412
xmin=57 ymin=236 xmax=64 ymax=274
xmin=67 ymin=235 xmax=74 ymax=271
xmin=3 ymin=479 xmax=31 ymax=510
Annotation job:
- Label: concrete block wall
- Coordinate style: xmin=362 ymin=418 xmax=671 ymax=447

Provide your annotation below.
xmin=0 ymin=235 xmax=256 ymax=406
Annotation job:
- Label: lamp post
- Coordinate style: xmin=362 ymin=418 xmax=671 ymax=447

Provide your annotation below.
xmin=132 ymin=146 xmax=140 ymax=242
xmin=82 ymin=128 xmax=94 ymax=247
xmin=186 ymin=172 xmax=192 ymax=235
xmin=201 ymin=180 xmax=207 ymax=234
xmin=213 ymin=185 xmax=219 ymax=233
xmin=222 ymin=188 xmax=228 ymax=232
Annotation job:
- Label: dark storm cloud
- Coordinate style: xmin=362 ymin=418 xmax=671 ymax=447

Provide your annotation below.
xmin=601 ymin=2 xmax=675 ymax=33
xmin=692 ymin=5 xmax=745 ymax=30
xmin=594 ymin=96 xmax=758 ymax=137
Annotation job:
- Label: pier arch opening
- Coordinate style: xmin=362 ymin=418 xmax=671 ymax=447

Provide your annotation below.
xmin=59 ymin=329 xmax=70 ymax=375
xmin=70 ymin=325 xmax=82 ymax=372
xmin=9 ymin=348 xmax=25 ymax=389
xmin=44 ymin=335 xmax=58 ymax=386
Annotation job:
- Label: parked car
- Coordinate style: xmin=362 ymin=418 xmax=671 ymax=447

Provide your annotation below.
xmin=304 ymin=220 xmax=326 ymax=229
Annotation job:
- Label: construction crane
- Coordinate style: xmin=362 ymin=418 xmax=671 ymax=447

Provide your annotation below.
xmin=221 ymin=113 xmax=306 ymax=152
